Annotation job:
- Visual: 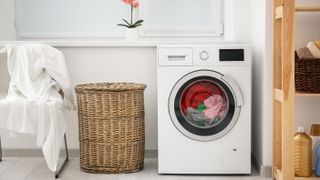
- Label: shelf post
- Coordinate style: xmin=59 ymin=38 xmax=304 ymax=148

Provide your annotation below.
xmin=273 ymin=0 xmax=296 ymax=179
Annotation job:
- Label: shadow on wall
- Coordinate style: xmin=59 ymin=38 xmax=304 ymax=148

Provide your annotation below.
xmin=0 ymin=53 xmax=9 ymax=98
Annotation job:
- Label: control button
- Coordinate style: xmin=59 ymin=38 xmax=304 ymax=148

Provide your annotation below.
xmin=199 ymin=51 xmax=209 ymax=60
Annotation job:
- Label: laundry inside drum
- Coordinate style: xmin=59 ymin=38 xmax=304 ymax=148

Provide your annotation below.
xmin=179 ymin=80 xmax=229 ymax=129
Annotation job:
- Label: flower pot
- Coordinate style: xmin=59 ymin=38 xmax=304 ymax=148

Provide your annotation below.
xmin=126 ymin=28 xmax=138 ymax=40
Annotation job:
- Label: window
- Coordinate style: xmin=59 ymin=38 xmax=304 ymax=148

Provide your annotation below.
xmin=139 ymin=0 xmax=223 ymax=37
xmin=16 ymin=0 xmax=128 ymax=39
xmin=16 ymin=0 xmax=223 ymax=39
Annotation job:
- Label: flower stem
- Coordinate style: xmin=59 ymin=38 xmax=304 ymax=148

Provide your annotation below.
xmin=130 ymin=5 xmax=133 ymax=27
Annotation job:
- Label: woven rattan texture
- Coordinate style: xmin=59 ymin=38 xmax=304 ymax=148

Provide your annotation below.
xmin=295 ymin=56 xmax=320 ymax=93
xmin=75 ymin=83 xmax=146 ymax=174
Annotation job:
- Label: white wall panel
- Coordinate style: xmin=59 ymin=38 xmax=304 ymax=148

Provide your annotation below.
xmin=16 ymin=0 xmax=128 ymax=38
xmin=140 ymin=0 xmax=222 ymax=37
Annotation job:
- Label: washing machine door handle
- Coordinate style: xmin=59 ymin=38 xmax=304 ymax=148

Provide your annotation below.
xmin=221 ymin=75 xmax=243 ymax=107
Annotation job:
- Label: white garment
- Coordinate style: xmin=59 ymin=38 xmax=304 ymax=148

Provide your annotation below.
xmin=307 ymin=41 xmax=320 ymax=58
xmin=0 ymin=43 xmax=75 ymax=171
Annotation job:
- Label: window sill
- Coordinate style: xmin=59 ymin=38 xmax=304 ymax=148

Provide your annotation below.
xmin=0 ymin=40 xmax=236 ymax=48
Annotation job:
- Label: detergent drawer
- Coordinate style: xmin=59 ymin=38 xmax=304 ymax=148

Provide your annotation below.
xmin=158 ymin=48 xmax=193 ymax=66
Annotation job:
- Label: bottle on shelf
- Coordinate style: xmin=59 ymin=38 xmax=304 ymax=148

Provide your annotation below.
xmin=294 ymin=126 xmax=312 ymax=177
xmin=311 ymin=124 xmax=320 ymax=171
xmin=316 ymin=144 xmax=320 ymax=176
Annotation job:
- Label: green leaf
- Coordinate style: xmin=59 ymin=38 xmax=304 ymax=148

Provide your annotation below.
xmin=133 ymin=22 xmax=143 ymax=27
xmin=117 ymin=24 xmax=130 ymax=28
xmin=122 ymin=19 xmax=131 ymax=26
xmin=135 ymin=19 xmax=144 ymax=24
xmin=133 ymin=19 xmax=144 ymax=26
xmin=132 ymin=24 xmax=142 ymax=28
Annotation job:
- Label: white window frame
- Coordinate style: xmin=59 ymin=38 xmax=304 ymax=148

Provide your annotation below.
xmin=138 ymin=0 xmax=224 ymax=37
xmin=14 ymin=0 xmax=224 ymax=40
xmin=14 ymin=0 xmax=126 ymax=39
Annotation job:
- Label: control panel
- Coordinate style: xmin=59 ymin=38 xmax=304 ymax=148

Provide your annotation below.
xmin=158 ymin=44 xmax=250 ymax=66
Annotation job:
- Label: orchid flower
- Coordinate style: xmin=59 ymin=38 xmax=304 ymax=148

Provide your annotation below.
xmin=117 ymin=0 xmax=143 ymax=28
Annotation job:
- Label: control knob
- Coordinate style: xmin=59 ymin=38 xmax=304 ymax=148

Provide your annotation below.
xmin=199 ymin=51 xmax=209 ymax=60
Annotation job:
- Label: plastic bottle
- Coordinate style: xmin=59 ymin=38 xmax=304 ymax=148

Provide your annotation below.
xmin=310 ymin=124 xmax=320 ymax=170
xmin=294 ymin=127 xmax=312 ymax=177
xmin=316 ymin=144 xmax=320 ymax=176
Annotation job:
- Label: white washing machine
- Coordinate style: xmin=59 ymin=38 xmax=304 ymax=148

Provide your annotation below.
xmin=157 ymin=44 xmax=251 ymax=174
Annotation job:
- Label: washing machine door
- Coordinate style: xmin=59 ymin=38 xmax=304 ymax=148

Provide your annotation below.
xmin=168 ymin=70 xmax=243 ymax=142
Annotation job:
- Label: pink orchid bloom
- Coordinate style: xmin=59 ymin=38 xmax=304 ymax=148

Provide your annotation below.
xmin=122 ymin=0 xmax=139 ymax=8
xmin=132 ymin=2 xmax=139 ymax=8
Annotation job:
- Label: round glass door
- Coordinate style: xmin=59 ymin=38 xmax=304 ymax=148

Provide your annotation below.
xmin=168 ymin=70 xmax=241 ymax=141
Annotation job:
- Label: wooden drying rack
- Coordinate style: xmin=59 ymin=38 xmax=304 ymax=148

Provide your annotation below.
xmin=273 ymin=0 xmax=320 ymax=179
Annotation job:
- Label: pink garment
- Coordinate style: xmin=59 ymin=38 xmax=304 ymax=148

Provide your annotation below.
xmin=219 ymin=100 xmax=227 ymax=117
xmin=203 ymin=95 xmax=226 ymax=120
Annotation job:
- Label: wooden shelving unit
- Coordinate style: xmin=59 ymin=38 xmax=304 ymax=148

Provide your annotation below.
xmin=273 ymin=0 xmax=320 ymax=179
xmin=295 ymin=6 xmax=320 ymax=12
xmin=296 ymin=93 xmax=320 ymax=97
xmin=295 ymin=174 xmax=320 ymax=180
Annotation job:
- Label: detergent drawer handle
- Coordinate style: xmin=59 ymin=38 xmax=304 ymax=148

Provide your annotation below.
xmin=168 ymin=55 xmax=186 ymax=61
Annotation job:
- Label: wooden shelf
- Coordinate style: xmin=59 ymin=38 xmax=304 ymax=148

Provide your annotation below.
xmin=295 ymin=6 xmax=320 ymax=12
xmin=276 ymin=169 xmax=320 ymax=180
xmin=295 ymin=174 xmax=320 ymax=180
xmin=295 ymin=177 xmax=320 ymax=180
xmin=296 ymin=93 xmax=320 ymax=97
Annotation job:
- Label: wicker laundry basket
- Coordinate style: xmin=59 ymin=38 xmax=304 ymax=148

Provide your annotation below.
xmin=295 ymin=53 xmax=320 ymax=93
xmin=75 ymin=83 xmax=146 ymax=174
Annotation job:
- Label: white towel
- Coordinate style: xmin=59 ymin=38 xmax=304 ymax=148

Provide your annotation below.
xmin=307 ymin=41 xmax=320 ymax=58
xmin=0 ymin=43 xmax=75 ymax=171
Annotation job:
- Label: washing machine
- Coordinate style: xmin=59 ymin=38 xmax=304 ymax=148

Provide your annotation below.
xmin=157 ymin=44 xmax=251 ymax=174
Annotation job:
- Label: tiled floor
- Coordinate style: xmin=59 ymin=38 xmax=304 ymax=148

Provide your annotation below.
xmin=0 ymin=158 xmax=271 ymax=180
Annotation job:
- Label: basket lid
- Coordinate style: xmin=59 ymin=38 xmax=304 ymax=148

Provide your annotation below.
xmin=75 ymin=82 xmax=146 ymax=92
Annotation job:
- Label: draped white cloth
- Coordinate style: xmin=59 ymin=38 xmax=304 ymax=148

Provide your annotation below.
xmin=0 ymin=43 xmax=75 ymax=171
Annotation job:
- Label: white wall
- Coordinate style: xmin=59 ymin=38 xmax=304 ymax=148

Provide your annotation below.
xmin=251 ymin=0 xmax=265 ymax=167
xmin=0 ymin=0 xmax=16 ymax=40
xmin=263 ymin=0 xmax=273 ymax=167
xmin=251 ymin=0 xmax=273 ymax=168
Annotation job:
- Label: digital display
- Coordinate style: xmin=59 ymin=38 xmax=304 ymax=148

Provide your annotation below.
xmin=219 ymin=49 xmax=244 ymax=61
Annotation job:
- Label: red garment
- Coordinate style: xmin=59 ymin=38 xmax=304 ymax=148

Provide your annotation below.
xmin=180 ymin=81 xmax=223 ymax=114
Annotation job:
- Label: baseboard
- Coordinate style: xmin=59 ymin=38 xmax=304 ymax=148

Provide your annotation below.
xmin=252 ymin=154 xmax=272 ymax=178
xmin=1 ymin=149 xmax=158 ymax=158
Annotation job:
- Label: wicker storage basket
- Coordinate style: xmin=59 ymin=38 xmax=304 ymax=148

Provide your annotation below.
xmin=295 ymin=53 xmax=320 ymax=93
xmin=75 ymin=83 xmax=146 ymax=174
